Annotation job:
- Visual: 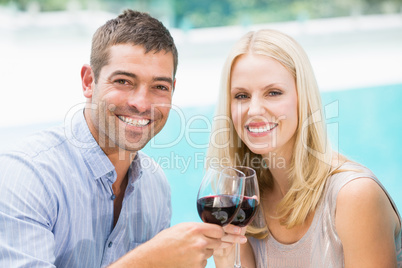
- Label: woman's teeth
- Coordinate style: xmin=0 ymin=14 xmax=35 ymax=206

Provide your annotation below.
xmin=247 ymin=124 xmax=277 ymax=133
xmin=248 ymin=127 xmax=268 ymax=133
xmin=118 ymin=116 xmax=150 ymax=127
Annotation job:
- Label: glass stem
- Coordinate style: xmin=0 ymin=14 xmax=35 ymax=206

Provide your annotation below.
xmin=234 ymin=242 xmax=241 ymax=268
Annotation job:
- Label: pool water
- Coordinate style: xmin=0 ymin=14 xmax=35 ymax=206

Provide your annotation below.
xmin=0 ymin=83 xmax=401 ymax=267
xmin=143 ymin=83 xmax=402 ymax=227
xmin=142 ymin=83 xmax=402 ymax=266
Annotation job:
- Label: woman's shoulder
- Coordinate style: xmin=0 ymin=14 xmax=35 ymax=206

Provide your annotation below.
xmin=334 ymin=167 xmax=401 ymax=266
xmin=336 ymin=174 xmax=387 ymax=209
xmin=323 ymin=159 xmax=400 ymax=220
xmin=325 ymin=160 xmax=377 ymax=197
xmin=322 ymin=160 xmax=383 ymax=219
xmin=329 ymin=160 xmax=401 ymax=236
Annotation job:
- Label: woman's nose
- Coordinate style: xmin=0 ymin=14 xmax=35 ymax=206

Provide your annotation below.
xmin=247 ymin=96 xmax=265 ymax=116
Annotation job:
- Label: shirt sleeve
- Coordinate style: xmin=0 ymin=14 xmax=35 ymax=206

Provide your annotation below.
xmin=0 ymin=153 xmax=56 ymax=267
xmin=155 ymin=163 xmax=172 ymax=232
xmin=160 ymin=182 xmax=172 ymax=231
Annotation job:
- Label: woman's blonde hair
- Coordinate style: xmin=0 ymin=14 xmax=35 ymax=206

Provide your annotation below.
xmin=207 ymin=29 xmax=338 ymax=236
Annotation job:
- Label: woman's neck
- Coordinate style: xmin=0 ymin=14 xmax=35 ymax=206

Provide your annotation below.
xmin=262 ymin=150 xmax=292 ymax=198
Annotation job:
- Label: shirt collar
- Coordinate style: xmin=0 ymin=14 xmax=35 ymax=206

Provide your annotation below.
xmin=128 ymin=152 xmax=144 ymax=185
xmin=65 ymin=109 xmax=115 ymax=180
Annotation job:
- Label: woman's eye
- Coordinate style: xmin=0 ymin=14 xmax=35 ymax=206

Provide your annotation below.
xmin=268 ymin=91 xmax=282 ymax=96
xmin=235 ymin=93 xmax=248 ymax=99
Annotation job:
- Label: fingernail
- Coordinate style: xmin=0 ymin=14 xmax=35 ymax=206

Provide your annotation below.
xmin=240 ymin=237 xmax=247 ymax=243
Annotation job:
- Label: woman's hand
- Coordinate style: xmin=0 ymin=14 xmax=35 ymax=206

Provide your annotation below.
xmin=213 ymin=224 xmax=247 ymax=267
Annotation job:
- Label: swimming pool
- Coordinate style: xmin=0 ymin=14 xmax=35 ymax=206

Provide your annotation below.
xmin=142 ymin=83 xmax=402 ymax=266
xmin=0 ymin=83 xmax=401 ymax=267
xmin=143 ymin=83 xmax=402 ymax=225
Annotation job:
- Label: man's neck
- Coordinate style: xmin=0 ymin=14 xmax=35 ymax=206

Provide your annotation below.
xmin=108 ymin=150 xmax=136 ymax=190
xmin=109 ymin=151 xmax=136 ymax=228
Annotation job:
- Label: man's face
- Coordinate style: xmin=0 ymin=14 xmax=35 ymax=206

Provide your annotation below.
xmin=84 ymin=44 xmax=175 ymax=154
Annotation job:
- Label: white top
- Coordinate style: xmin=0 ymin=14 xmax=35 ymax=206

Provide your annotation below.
xmin=248 ymin=162 xmax=402 ymax=267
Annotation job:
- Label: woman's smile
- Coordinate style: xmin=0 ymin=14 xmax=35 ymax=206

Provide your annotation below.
xmin=245 ymin=122 xmax=278 ymax=137
xmin=230 ymin=53 xmax=298 ymax=155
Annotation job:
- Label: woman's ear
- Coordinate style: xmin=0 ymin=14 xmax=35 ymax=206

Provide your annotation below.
xmin=81 ymin=64 xmax=95 ymax=98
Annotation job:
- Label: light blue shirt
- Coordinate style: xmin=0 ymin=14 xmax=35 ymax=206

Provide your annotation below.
xmin=0 ymin=110 xmax=171 ymax=267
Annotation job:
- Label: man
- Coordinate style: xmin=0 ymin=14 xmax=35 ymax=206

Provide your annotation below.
xmin=0 ymin=10 xmax=244 ymax=267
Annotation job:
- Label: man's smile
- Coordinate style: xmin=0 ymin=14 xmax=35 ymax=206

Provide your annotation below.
xmin=117 ymin=115 xmax=151 ymax=127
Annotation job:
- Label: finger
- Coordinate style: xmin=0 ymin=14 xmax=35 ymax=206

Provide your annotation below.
xmin=204 ymin=236 xmax=223 ymax=250
xmin=223 ymin=224 xmax=242 ymax=235
xmin=219 ymin=241 xmax=236 ymax=249
xmin=240 ymin=226 xmax=247 ymax=235
xmin=197 ymin=222 xmax=225 ymax=239
xmin=221 ymin=233 xmax=247 ymax=244
xmin=203 ymin=248 xmax=214 ymax=259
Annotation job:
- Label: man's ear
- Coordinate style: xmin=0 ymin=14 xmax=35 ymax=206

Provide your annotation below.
xmin=172 ymin=78 xmax=176 ymax=95
xmin=81 ymin=64 xmax=95 ymax=98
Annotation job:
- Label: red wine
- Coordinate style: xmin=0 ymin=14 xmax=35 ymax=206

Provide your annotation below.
xmin=197 ymin=195 xmax=241 ymax=226
xmin=231 ymin=196 xmax=259 ymax=227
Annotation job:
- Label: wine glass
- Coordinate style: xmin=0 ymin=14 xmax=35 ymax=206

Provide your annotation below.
xmin=197 ymin=166 xmax=245 ymax=226
xmin=230 ymin=166 xmax=260 ymax=268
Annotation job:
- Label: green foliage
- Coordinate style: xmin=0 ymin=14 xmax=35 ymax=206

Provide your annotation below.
xmin=0 ymin=0 xmax=67 ymax=11
xmin=172 ymin=0 xmax=402 ymax=28
xmin=1 ymin=0 xmax=401 ymax=27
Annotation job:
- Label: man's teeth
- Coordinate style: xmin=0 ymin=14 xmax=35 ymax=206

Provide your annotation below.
xmin=248 ymin=124 xmax=277 ymax=133
xmin=118 ymin=116 xmax=150 ymax=126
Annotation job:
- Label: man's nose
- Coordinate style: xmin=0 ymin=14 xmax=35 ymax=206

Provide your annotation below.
xmin=127 ymin=86 xmax=152 ymax=113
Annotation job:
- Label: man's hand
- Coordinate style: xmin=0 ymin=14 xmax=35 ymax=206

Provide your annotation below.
xmin=110 ymin=222 xmax=246 ymax=268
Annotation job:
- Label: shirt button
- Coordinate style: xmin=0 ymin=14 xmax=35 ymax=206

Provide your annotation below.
xmin=107 ymin=171 xmax=113 ymax=177
xmin=108 ymin=241 xmax=113 ymax=248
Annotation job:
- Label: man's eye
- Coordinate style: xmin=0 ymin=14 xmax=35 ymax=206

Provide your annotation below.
xmin=115 ymin=79 xmax=128 ymax=85
xmin=156 ymin=85 xmax=169 ymax=91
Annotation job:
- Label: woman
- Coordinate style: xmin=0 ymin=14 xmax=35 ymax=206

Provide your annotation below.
xmin=209 ymin=29 xmax=402 ymax=267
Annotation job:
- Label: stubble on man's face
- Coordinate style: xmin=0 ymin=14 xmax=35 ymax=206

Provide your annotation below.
xmin=86 ymin=44 xmax=175 ymax=156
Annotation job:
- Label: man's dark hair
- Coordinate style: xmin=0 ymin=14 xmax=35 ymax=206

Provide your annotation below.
xmin=90 ymin=9 xmax=178 ymax=83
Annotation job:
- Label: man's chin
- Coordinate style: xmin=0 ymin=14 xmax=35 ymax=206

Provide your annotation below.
xmin=118 ymin=138 xmax=150 ymax=152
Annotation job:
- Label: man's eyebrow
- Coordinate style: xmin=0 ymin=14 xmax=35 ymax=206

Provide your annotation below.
xmin=108 ymin=71 xmax=173 ymax=85
xmin=153 ymin=76 xmax=173 ymax=85
xmin=108 ymin=70 xmax=137 ymax=80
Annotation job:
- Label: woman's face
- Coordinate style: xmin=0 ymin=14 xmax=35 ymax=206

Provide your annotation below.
xmin=230 ymin=53 xmax=298 ymax=158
